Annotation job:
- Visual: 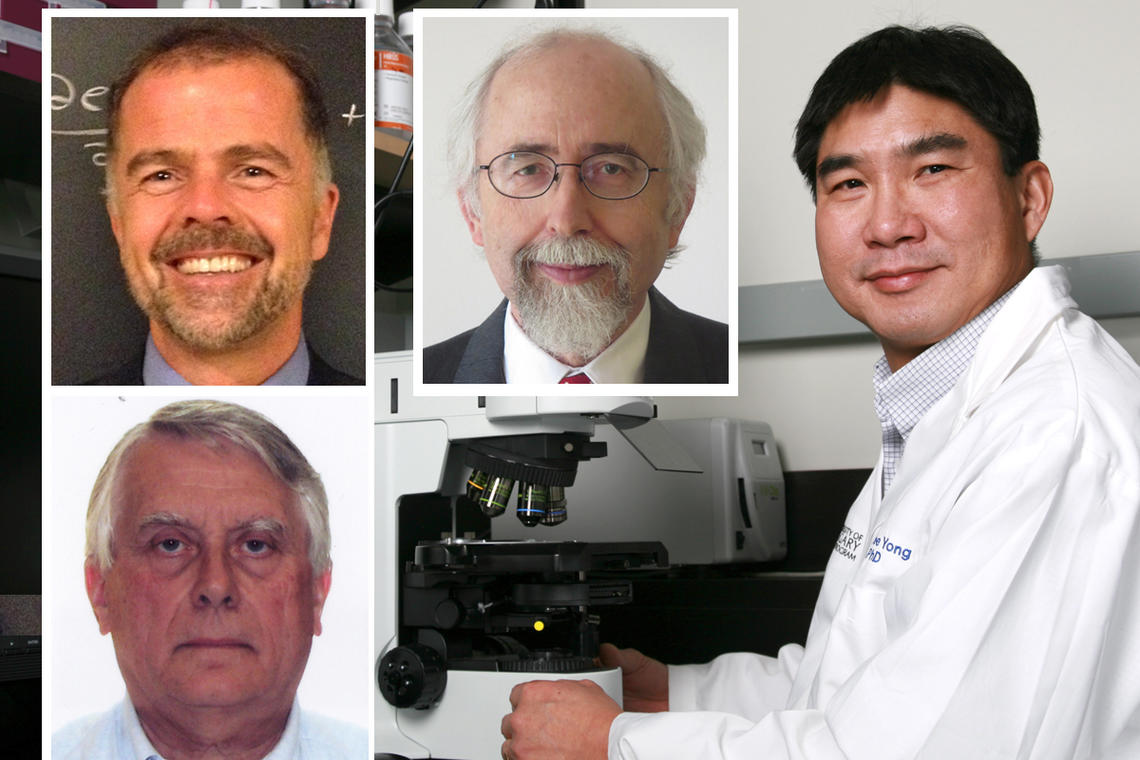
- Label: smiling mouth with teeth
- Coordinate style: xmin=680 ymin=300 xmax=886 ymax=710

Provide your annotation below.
xmin=174 ymin=255 xmax=255 ymax=275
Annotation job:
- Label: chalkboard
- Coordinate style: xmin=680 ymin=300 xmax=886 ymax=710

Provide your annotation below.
xmin=49 ymin=14 xmax=367 ymax=384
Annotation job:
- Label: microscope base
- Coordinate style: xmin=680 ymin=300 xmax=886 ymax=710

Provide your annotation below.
xmin=382 ymin=667 xmax=622 ymax=760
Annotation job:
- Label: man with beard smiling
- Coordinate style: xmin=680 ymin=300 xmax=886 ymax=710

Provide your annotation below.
xmin=86 ymin=22 xmax=357 ymax=385
xmin=423 ymin=29 xmax=728 ymax=385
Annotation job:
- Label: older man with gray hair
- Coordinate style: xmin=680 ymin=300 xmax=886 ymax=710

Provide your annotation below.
xmin=423 ymin=28 xmax=727 ymax=384
xmin=53 ymin=400 xmax=365 ymax=760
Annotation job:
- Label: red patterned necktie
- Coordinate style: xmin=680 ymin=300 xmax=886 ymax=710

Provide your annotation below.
xmin=560 ymin=373 xmax=592 ymax=384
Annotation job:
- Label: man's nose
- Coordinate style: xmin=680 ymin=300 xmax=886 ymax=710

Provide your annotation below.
xmin=192 ymin=548 xmax=238 ymax=609
xmin=544 ymin=168 xmax=595 ymax=238
xmin=863 ymin=182 xmax=925 ymax=249
xmin=178 ymin=173 xmax=236 ymax=228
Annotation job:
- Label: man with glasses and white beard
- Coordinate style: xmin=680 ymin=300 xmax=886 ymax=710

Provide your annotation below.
xmin=423 ymin=29 xmax=728 ymax=385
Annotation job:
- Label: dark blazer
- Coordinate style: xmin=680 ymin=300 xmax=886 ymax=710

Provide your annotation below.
xmin=423 ymin=287 xmax=728 ymax=384
xmin=82 ymin=345 xmax=361 ymax=386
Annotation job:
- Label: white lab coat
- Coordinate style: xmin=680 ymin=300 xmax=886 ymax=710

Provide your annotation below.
xmin=609 ymin=267 xmax=1140 ymax=759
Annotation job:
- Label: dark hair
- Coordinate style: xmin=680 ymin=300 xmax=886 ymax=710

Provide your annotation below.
xmin=793 ymin=25 xmax=1040 ymax=200
xmin=106 ymin=21 xmax=329 ymax=158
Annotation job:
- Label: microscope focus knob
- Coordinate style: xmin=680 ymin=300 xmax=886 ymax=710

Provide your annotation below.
xmin=434 ymin=598 xmax=464 ymax=629
xmin=378 ymin=644 xmax=447 ymax=709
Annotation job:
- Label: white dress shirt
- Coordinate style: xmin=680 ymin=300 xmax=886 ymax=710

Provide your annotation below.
xmin=52 ymin=698 xmax=367 ymax=760
xmin=503 ymin=297 xmax=651 ymax=383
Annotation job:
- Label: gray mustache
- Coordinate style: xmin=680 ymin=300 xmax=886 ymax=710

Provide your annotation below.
xmin=516 ymin=237 xmax=630 ymax=269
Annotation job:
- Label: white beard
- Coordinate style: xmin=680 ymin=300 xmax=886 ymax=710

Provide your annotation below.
xmin=511 ymin=237 xmax=633 ymax=365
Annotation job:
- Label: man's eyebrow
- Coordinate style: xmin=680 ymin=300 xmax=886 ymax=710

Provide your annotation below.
xmin=816 ymin=153 xmax=859 ymax=180
xmin=124 ymin=149 xmax=188 ymax=178
xmin=493 ymin=143 xmax=645 ymax=160
xmin=497 ymin=142 xmax=556 ymax=156
xmin=902 ymin=132 xmax=968 ymax=157
xmin=223 ymin=143 xmax=293 ymax=170
xmin=123 ymin=145 xmax=293 ymax=178
xmin=816 ymin=133 xmax=970 ymax=180
xmin=135 ymin=513 xmax=288 ymax=536
xmin=233 ymin=517 xmax=289 ymax=535
xmin=583 ymin=142 xmax=640 ymax=157
xmin=136 ymin=511 xmax=194 ymax=531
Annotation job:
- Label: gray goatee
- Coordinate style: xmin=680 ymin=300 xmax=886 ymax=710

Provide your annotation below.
xmin=512 ymin=237 xmax=633 ymax=365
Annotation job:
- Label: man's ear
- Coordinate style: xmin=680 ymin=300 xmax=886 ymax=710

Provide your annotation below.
xmin=311 ymin=566 xmax=332 ymax=636
xmin=85 ymin=557 xmax=114 ymax=636
xmin=309 ymin=182 xmax=340 ymax=263
xmin=666 ymin=187 xmax=696 ymax=250
xmin=1018 ymin=160 xmax=1053 ymax=244
xmin=458 ymin=189 xmax=484 ymax=247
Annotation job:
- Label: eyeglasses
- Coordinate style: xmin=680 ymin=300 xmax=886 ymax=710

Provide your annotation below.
xmin=478 ymin=151 xmax=664 ymax=200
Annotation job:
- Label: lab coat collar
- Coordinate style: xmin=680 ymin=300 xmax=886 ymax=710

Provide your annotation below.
xmin=956 ymin=266 xmax=1075 ymax=426
xmin=876 ymin=266 xmax=1073 ymax=515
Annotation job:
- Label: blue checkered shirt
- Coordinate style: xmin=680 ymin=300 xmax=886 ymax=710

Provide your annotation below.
xmin=873 ymin=289 xmax=1015 ymax=496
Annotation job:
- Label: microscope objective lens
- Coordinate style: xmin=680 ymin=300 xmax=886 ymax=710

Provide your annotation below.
xmin=479 ymin=475 xmax=513 ymax=516
xmin=516 ymin=483 xmax=548 ymax=526
xmin=542 ymin=485 xmax=568 ymax=525
xmin=465 ymin=470 xmax=489 ymax=502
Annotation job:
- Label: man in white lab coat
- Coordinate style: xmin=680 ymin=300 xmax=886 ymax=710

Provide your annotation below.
xmin=501 ymin=24 xmax=1140 ymax=760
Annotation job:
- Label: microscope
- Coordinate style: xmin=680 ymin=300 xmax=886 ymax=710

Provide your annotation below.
xmin=375 ymin=353 xmax=693 ymax=759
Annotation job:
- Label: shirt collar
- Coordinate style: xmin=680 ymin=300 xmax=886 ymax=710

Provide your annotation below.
xmin=116 ymin=699 xmax=161 ymax=760
xmin=873 ymin=286 xmax=1016 ymax=444
xmin=117 ymin=698 xmax=302 ymax=760
xmin=259 ymin=701 xmax=302 ymax=760
xmin=502 ymin=297 xmax=650 ymax=384
xmin=143 ymin=333 xmax=310 ymax=386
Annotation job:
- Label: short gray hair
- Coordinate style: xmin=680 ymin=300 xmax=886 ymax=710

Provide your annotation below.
xmin=449 ymin=28 xmax=706 ymax=244
xmin=86 ymin=400 xmax=331 ymax=574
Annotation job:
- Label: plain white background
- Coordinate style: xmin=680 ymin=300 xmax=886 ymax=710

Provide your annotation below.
xmin=49 ymin=394 xmax=371 ymax=735
xmin=416 ymin=11 xmax=734 ymax=351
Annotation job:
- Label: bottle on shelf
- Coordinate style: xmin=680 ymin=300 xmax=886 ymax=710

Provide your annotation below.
xmin=374 ymin=0 xmax=413 ymax=140
xmin=398 ymin=9 xmax=414 ymax=51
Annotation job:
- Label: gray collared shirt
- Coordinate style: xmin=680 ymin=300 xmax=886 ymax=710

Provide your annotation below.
xmin=873 ymin=287 xmax=1016 ymax=496
xmin=142 ymin=333 xmax=310 ymax=385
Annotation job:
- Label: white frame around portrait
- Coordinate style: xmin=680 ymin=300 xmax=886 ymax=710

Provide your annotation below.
xmin=413 ymin=9 xmax=739 ymax=397
xmin=47 ymin=392 xmax=372 ymax=737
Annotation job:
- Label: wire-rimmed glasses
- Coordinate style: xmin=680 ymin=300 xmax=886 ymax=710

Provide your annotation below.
xmin=478 ymin=151 xmax=663 ymax=200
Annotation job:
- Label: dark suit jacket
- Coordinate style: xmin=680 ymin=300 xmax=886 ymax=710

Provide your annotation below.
xmin=423 ymin=287 xmax=728 ymax=384
xmin=83 ymin=344 xmax=361 ymax=386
